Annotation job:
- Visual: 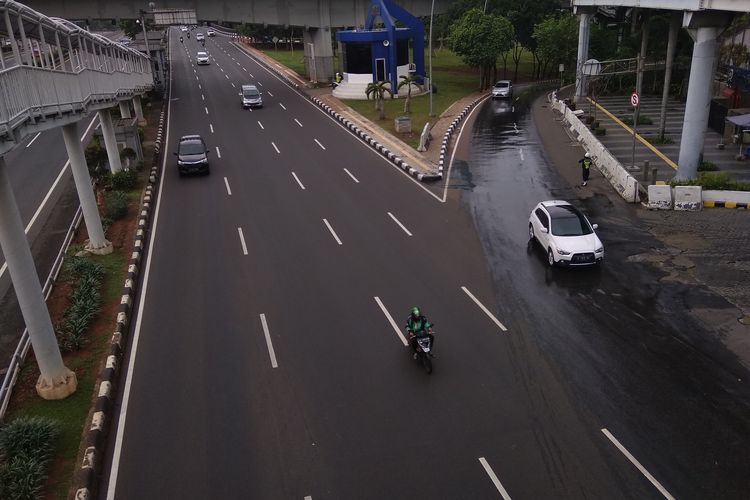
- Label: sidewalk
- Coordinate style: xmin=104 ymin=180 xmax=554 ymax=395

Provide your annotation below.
xmin=533 ymin=94 xmax=750 ymax=362
xmin=233 ymin=41 xmax=484 ymax=178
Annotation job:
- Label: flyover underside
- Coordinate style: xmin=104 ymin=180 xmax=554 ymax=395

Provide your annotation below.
xmin=24 ymin=0 xmax=451 ymax=27
xmin=573 ymin=0 xmax=749 ymax=13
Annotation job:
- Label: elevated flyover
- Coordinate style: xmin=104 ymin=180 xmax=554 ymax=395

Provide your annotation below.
xmin=572 ymin=0 xmax=749 ymax=180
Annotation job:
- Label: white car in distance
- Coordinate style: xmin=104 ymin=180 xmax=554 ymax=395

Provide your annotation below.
xmin=196 ymin=51 xmax=210 ymax=65
xmin=528 ymin=200 xmax=604 ymax=267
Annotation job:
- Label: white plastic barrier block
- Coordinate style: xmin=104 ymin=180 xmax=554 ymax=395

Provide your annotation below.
xmin=647 ymin=185 xmax=673 ymax=210
xmin=674 ymin=185 xmax=702 ymax=211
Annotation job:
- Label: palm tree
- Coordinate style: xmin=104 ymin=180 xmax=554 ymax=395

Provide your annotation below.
xmin=365 ymin=81 xmax=393 ymax=120
xmin=397 ymin=74 xmax=422 ymax=114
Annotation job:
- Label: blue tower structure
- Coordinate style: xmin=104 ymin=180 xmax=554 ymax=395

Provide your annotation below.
xmin=336 ymin=0 xmax=425 ymax=95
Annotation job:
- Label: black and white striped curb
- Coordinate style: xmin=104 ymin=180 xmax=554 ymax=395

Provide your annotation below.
xmin=232 ymin=41 xmax=440 ymax=182
xmin=437 ymin=95 xmax=487 ymax=177
xmin=73 ymin=85 xmax=168 ymax=500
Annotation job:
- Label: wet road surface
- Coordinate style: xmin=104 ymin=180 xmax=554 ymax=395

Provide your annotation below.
xmin=457 ymin=94 xmax=750 ymax=499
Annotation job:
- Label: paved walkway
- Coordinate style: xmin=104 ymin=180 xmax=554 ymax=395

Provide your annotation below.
xmin=588 ymin=95 xmax=749 ymax=182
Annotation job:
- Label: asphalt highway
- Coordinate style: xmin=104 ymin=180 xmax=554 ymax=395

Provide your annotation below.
xmin=101 ymin=29 xmax=749 ymax=500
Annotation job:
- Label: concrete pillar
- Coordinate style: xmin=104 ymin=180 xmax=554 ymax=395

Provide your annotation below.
xmin=676 ymin=25 xmax=720 ymax=179
xmin=303 ymin=29 xmax=334 ymax=82
xmin=574 ymin=10 xmax=592 ymax=100
xmin=119 ymin=100 xmax=132 ymax=119
xmin=98 ymin=109 xmax=123 ymax=173
xmin=0 ymin=157 xmax=77 ymax=400
xmin=3 ymin=9 xmax=21 ymax=66
xmin=61 ymin=123 xmax=113 ymax=254
xmin=303 ymin=0 xmax=334 ymax=83
xmin=133 ymin=95 xmax=146 ymax=125
xmin=658 ymin=13 xmax=681 ymax=141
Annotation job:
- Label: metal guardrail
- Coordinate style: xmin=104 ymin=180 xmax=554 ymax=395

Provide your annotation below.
xmin=0 ymin=205 xmax=83 ymax=421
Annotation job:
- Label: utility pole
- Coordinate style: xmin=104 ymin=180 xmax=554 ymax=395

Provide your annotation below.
xmin=429 ymin=0 xmax=435 ymax=116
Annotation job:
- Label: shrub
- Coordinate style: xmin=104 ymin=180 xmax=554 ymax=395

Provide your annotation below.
xmin=594 ymin=127 xmax=607 ymax=136
xmin=56 ymin=257 xmax=104 ymax=351
xmin=621 ymin=114 xmax=653 ymax=126
xmin=84 ymin=137 xmax=108 ymax=182
xmin=698 ymin=160 xmax=719 ymax=172
xmin=668 ymin=172 xmax=750 ymax=191
xmin=0 ymin=416 xmax=60 ymax=500
xmin=111 ymin=169 xmax=138 ymax=191
xmin=133 ymin=160 xmax=145 ymax=172
xmin=104 ymin=190 xmax=128 ymax=220
xmin=647 ymin=136 xmax=674 ymax=145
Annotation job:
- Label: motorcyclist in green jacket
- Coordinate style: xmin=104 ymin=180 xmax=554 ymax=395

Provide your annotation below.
xmin=405 ymin=307 xmax=434 ymax=357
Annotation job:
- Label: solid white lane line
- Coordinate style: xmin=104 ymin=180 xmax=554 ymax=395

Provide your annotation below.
xmin=373 ymin=297 xmax=408 ymax=346
xmin=291 ymin=172 xmax=306 ymax=190
xmin=343 ymin=168 xmax=360 ymax=183
xmin=294 ymin=118 xmax=303 ymax=127
xmin=107 ymin=44 xmax=173 ymax=497
xmin=272 ymin=142 xmax=280 ymax=154
xmin=224 ymin=177 xmax=232 ymax=195
xmin=279 ymin=103 xmax=286 ymax=110
xmin=461 ymin=286 xmax=508 ymax=332
xmin=258 ymin=121 xmax=264 ymax=130
xmin=215 ymin=147 xmax=222 ymax=159
xmin=601 ymin=429 xmax=675 ymax=500
xmin=322 ymin=218 xmax=342 ymax=245
xmin=267 ymin=90 xmax=274 ymax=97
xmin=478 ymin=458 xmax=512 ymax=500
xmin=259 ymin=314 xmax=279 ymax=368
xmin=314 ymin=139 xmax=326 ymax=150
xmin=25 ymin=132 xmax=41 ymax=148
xmin=237 ymin=227 xmax=248 ymax=255
xmin=204 ymin=106 xmax=209 ymax=115
xmin=210 ymin=123 xmax=214 ymax=133
xmin=387 ymin=212 xmax=412 ymax=236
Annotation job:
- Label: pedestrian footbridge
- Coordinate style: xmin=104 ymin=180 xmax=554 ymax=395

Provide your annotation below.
xmin=0 ymin=0 xmax=153 ymax=156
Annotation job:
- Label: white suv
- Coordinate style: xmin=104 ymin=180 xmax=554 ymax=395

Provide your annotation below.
xmin=528 ymin=200 xmax=604 ymax=267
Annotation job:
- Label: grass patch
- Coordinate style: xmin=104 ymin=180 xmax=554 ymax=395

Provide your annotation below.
xmin=346 ymin=49 xmax=479 ymax=148
xmin=259 ymin=49 xmax=308 ymax=77
xmin=621 ymin=114 xmax=653 ymax=126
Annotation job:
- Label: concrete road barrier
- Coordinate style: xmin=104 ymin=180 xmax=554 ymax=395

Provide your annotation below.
xmin=647 ymin=185 xmax=673 ymax=210
xmin=674 ymin=185 xmax=702 ymax=211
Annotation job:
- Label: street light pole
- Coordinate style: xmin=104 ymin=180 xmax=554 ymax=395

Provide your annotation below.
xmin=428 ymin=0 xmax=435 ymax=117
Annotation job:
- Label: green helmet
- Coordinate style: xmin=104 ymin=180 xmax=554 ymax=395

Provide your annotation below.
xmin=411 ymin=307 xmax=420 ymax=317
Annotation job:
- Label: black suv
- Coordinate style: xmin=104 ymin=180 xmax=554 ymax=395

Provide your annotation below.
xmin=174 ymin=135 xmax=210 ymax=175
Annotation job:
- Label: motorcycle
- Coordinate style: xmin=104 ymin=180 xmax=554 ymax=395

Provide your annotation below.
xmin=410 ymin=332 xmax=434 ymax=374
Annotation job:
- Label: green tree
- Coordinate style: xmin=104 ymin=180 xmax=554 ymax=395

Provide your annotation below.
xmin=365 ymin=81 xmax=394 ymax=120
xmin=397 ymin=74 xmax=421 ymax=113
xmin=533 ymin=13 xmax=579 ymax=80
xmin=448 ymin=8 xmax=514 ymax=90
xmin=119 ymin=19 xmax=138 ymax=39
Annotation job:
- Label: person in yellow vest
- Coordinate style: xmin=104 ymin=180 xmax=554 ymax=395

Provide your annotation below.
xmin=578 ymin=152 xmax=592 ymax=187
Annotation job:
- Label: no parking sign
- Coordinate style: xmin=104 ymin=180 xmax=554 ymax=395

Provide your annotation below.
xmin=630 ymin=92 xmax=640 ymax=108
